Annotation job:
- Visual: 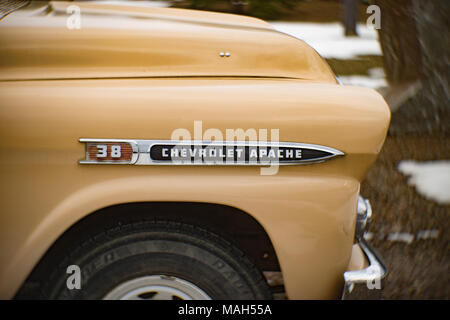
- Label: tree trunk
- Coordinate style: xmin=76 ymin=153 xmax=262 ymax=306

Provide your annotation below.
xmin=341 ymin=0 xmax=359 ymax=36
xmin=376 ymin=0 xmax=450 ymax=135
xmin=374 ymin=0 xmax=422 ymax=84
xmin=412 ymin=0 xmax=450 ymax=116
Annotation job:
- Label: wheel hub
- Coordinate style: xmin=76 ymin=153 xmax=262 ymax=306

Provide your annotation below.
xmin=103 ymin=275 xmax=212 ymax=300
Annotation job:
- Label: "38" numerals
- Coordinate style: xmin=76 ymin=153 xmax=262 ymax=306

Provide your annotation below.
xmin=96 ymin=145 xmax=122 ymax=158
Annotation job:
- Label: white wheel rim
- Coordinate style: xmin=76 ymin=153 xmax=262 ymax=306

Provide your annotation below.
xmin=103 ymin=275 xmax=212 ymax=300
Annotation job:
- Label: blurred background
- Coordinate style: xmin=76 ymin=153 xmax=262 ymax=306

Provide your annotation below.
xmin=95 ymin=0 xmax=450 ymax=299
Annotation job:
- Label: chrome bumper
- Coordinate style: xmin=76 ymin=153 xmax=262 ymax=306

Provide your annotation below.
xmin=341 ymin=197 xmax=387 ymax=299
xmin=342 ymin=238 xmax=387 ymax=298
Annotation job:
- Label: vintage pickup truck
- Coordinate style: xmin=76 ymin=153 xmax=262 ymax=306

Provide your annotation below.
xmin=0 ymin=1 xmax=389 ymax=300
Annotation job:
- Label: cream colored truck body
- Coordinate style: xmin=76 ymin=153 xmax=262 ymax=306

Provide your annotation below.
xmin=0 ymin=1 xmax=390 ymax=299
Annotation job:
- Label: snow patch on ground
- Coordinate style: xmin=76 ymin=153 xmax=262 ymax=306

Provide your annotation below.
xmin=270 ymin=22 xmax=382 ymax=59
xmin=398 ymin=160 xmax=450 ymax=205
xmin=339 ymin=68 xmax=387 ymax=89
xmin=339 ymin=75 xmax=387 ymax=89
xmin=416 ymin=229 xmax=440 ymax=240
xmin=368 ymin=67 xmax=385 ymax=79
xmin=387 ymin=232 xmax=414 ymax=244
xmin=365 ymin=230 xmax=440 ymax=244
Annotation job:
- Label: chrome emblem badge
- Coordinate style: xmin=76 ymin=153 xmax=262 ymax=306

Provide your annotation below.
xmin=79 ymin=139 xmax=343 ymax=165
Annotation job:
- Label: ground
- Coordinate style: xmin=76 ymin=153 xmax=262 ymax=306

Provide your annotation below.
xmin=348 ymin=134 xmax=450 ymax=299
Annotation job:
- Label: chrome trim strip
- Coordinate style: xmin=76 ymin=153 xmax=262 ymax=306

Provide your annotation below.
xmin=78 ymin=139 xmax=344 ymax=166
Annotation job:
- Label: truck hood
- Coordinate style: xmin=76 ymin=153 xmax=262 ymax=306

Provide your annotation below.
xmin=0 ymin=1 xmax=336 ymax=82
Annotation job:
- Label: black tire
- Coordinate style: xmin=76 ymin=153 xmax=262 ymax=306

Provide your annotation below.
xmin=38 ymin=220 xmax=272 ymax=300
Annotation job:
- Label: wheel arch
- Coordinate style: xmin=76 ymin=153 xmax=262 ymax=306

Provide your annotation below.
xmin=15 ymin=201 xmax=281 ymax=298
